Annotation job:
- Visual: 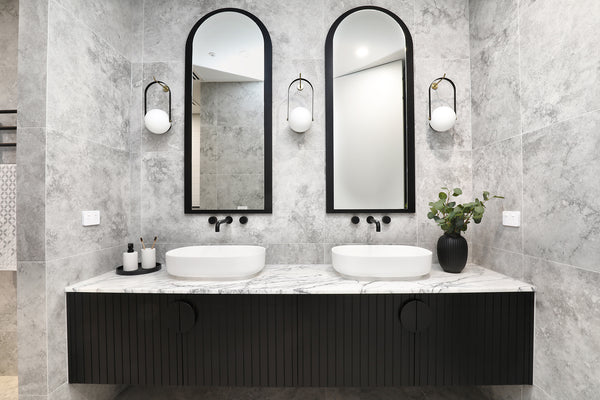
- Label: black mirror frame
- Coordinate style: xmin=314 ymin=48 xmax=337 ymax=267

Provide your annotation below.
xmin=184 ymin=8 xmax=273 ymax=214
xmin=325 ymin=6 xmax=415 ymax=214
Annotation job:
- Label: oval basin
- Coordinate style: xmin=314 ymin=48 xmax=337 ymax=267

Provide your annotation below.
xmin=332 ymin=245 xmax=432 ymax=280
xmin=166 ymin=245 xmax=266 ymax=280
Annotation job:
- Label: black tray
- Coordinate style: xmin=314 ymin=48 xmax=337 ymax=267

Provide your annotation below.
xmin=116 ymin=262 xmax=161 ymax=275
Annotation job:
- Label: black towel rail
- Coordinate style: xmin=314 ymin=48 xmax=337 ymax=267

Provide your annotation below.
xmin=0 ymin=109 xmax=17 ymax=147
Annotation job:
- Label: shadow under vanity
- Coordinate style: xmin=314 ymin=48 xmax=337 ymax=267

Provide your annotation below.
xmin=65 ymin=6 xmax=534 ymax=388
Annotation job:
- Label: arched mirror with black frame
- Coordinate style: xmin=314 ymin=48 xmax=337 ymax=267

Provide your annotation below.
xmin=184 ymin=8 xmax=272 ymax=214
xmin=325 ymin=6 xmax=415 ymax=213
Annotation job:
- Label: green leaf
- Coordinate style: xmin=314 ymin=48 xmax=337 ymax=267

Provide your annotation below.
xmin=483 ymin=191 xmax=490 ymax=201
xmin=453 ymin=188 xmax=463 ymax=196
xmin=439 ymin=192 xmax=447 ymax=200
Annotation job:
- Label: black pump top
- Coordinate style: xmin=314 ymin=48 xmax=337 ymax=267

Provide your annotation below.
xmin=127 ymin=243 xmax=134 ymax=253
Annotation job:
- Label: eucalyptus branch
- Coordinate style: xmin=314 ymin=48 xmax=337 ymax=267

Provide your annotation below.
xmin=427 ymin=187 xmax=503 ymax=235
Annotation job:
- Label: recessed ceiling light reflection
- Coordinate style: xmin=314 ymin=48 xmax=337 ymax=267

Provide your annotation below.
xmin=355 ymin=46 xmax=369 ymax=58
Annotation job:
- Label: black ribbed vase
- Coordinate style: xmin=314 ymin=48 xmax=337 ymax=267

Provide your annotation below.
xmin=437 ymin=233 xmax=468 ymax=273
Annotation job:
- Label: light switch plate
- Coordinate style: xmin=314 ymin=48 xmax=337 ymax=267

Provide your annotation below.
xmin=82 ymin=210 xmax=100 ymax=226
xmin=502 ymin=211 xmax=520 ymax=227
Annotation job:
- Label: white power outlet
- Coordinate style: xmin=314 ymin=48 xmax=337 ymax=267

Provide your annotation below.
xmin=502 ymin=211 xmax=520 ymax=227
xmin=82 ymin=210 xmax=100 ymax=226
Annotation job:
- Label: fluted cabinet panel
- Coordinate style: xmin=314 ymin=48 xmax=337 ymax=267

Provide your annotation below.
xmin=67 ymin=293 xmax=533 ymax=386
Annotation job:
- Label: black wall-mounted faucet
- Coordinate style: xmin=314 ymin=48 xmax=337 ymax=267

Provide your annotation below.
xmin=366 ymin=216 xmax=391 ymax=232
xmin=208 ymin=216 xmax=233 ymax=232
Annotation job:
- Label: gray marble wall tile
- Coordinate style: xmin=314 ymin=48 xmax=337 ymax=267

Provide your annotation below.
xmin=52 ymin=0 xmax=143 ymax=62
xmin=524 ymin=256 xmax=600 ymax=400
xmin=266 ymin=243 xmax=324 ymax=264
xmin=0 ymin=0 xmax=19 ymax=84
xmin=470 ymin=20 xmax=520 ymax=148
xmin=469 ymin=0 xmax=520 ymax=149
xmin=17 ymin=0 xmax=47 ymax=129
xmin=16 ymin=127 xmax=46 ymax=261
xmin=471 ymin=245 xmax=523 ymax=280
xmin=216 ymin=174 xmax=264 ymax=210
xmin=413 ymin=0 xmax=469 ymax=60
xmin=522 ymin=111 xmax=600 ymax=272
xmin=17 ymin=261 xmax=47 ymax=396
xmin=216 ymin=126 xmax=264 ymax=175
xmin=46 ymin=0 xmax=131 ymax=151
xmin=0 ymin=271 xmax=17 ymax=375
xmin=45 ymin=130 xmax=129 ymax=261
xmin=46 ymin=247 xmax=122 ymax=393
xmin=469 ymin=0 xmax=518 ymax=56
xmin=519 ymin=0 xmax=600 ymax=133
xmin=414 ymin=58 xmax=472 ymax=152
xmin=472 ymin=136 xmax=522 ymax=253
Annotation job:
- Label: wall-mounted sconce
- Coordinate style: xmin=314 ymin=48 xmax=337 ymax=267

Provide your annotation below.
xmin=428 ymin=74 xmax=456 ymax=132
xmin=144 ymin=77 xmax=172 ymax=134
xmin=287 ymin=74 xmax=314 ymax=133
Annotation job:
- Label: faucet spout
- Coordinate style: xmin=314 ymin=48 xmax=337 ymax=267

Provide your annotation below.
xmin=367 ymin=216 xmax=381 ymax=232
xmin=208 ymin=216 xmax=233 ymax=232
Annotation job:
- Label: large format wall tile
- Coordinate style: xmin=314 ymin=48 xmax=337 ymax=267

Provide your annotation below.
xmin=469 ymin=0 xmax=518 ymax=56
xmin=16 ymin=128 xmax=46 ymax=261
xmin=45 ymin=130 xmax=129 ymax=261
xmin=523 ymin=111 xmax=600 ymax=272
xmin=0 ymin=0 xmax=18 ymax=110
xmin=52 ymin=0 xmax=143 ymax=62
xmin=46 ymin=0 xmax=131 ymax=151
xmin=470 ymin=18 xmax=520 ymax=148
xmin=17 ymin=262 xmax=47 ymax=396
xmin=472 ymin=136 xmax=522 ymax=253
xmin=17 ymin=0 xmax=48 ymax=129
xmin=519 ymin=0 xmax=600 ymax=133
xmin=413 ymin=0 xmax=469 ymax=60
xmin=0 ymin=271 xmax=17 ymax=375
xmin=524 ymin=256 xmax=600 ymax=400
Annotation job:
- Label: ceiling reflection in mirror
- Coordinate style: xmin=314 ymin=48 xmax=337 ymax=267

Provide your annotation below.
xmin=186 ymin=10 xmax=271 ymax=213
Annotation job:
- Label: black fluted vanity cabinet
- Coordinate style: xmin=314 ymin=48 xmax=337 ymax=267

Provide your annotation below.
xmin=67 ymin=292 xmax=534 ymax=386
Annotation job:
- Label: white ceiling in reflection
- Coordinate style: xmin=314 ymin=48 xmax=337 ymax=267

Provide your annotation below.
xmin=192 ymin=12 xmax=264 ymax=82
xmin=333 ymin=10 xmax=406 ymax=78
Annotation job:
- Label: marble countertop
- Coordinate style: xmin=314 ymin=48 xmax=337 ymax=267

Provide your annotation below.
xmin=65 ymin=263 xmax=534 ymax=294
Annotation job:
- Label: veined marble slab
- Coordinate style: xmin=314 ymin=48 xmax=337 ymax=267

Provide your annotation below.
xmin=65 ymin=264 xmax=534 ymax=294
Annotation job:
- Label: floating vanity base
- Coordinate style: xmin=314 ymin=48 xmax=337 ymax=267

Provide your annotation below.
xmin=66 ymin=291 xmax=534 ymax=386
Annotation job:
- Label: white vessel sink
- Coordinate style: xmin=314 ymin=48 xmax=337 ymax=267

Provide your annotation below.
xmin=166 ymin=245 xmax=266 ymax=280
xmin=331 ymin=245 xmax=432 ymax=280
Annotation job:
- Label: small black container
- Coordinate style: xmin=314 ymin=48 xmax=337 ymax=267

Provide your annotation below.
xmin=437 ymin=233 xmax=468 ymax=273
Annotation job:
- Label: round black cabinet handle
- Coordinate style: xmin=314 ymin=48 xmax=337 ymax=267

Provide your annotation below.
xmin=399 ymin=300 xmax=431 ymax=333
xmin=168 ymin=300 xmax=196 ymax=333
xmin=351 ymin=216 xmax=360 ymax=224
xmin=382 ymin=216 xmax=391 ymax=224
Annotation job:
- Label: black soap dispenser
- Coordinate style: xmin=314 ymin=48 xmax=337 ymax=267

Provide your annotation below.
xmin=123 ymin=243 xmax=138 ymax=272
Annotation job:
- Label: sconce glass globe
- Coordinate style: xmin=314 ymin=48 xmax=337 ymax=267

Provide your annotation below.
xmin=429 ymin=106 xmax=456 ymax=132
xmin=144 ymin=108 xmax=171 ymax=134
xmin=289 ymin=106 xmax=312 ymax=133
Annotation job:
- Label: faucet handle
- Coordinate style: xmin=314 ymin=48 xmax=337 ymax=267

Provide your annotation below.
xmin=382 ymin=216 xmax=391 ymax=224
xmin=351 ymin=216 xmax=360 ymax=224
xmin=366 ymin=216 xmax=376 ymax=224
xmin=208 ymin=216 xmax=218 ymax=225
xmin=239 ymin=216 xmax=248 ymax=224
